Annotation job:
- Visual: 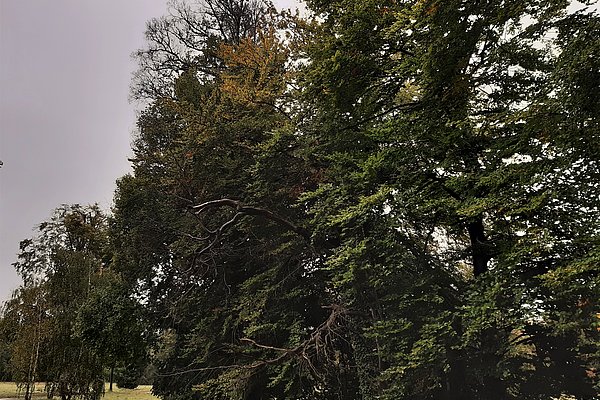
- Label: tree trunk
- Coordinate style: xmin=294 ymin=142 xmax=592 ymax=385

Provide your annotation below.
xmin=109 ymin=365 xmax=114 ymax=392
xmin=467 ymin=217 xmax=492 ymax=276
xmin=445 ymin=349 xmax=468 ymax=400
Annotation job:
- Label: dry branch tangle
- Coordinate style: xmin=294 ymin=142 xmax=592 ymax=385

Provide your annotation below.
xmin=159 ymin=304 xmax=355 ymax=379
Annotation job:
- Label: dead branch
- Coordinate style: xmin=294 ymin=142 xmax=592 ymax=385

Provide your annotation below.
xmin=194 ymin=211 xmax=245 ymax=257
xmin=240 ymin=338 xmax=292 ymax=353
xmin=192 ymin=198 xmax=310 ymax=240
xmin=157 ymin=304 xmax=354 ymax=379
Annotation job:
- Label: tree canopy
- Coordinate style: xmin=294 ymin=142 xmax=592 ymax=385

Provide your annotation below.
xmin=1 ymin=0 xmax=599 ymax=399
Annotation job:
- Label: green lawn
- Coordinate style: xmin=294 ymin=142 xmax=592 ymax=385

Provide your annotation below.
xmin=0 ymin=382 xmax=158 ymax=399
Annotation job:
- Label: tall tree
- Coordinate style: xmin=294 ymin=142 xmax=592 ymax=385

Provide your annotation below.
xmin=298 ymin=0 xmax=600 ymax=398
xmin=114 ymin=2 xmax=331 ymax=398
xmin=112 ymin=0 xmax=600 ymax=398
xmin=7 ymin=205 xmax=124 ymax=400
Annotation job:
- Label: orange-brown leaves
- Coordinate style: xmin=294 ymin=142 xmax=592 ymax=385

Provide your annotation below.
xmin=218 ymin=28 xmax=290 ymax=109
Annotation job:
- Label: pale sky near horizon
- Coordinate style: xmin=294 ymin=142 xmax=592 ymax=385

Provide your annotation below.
xmin=0 ymin=0 xmax=302 ymax=303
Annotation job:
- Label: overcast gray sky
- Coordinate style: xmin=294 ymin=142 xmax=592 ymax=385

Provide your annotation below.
xmin=0 ymin=0 xmax=301 ymax=303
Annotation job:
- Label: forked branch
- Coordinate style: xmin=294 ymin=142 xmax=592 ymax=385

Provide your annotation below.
xmin=192 ymin=198 xmax=310 ymax=241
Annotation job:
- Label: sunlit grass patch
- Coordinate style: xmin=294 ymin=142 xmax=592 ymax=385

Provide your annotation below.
xmin=103 ymin=385 xmax=158 ymax=400
xmin=0 ymin=383 xmax=157 ymax=399
xmin=0 ymin=382 xmax=46 ymax=398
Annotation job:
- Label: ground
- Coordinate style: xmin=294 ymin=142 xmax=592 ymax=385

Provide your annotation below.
xmin=0 ymin=383 xmax=158 ymax=400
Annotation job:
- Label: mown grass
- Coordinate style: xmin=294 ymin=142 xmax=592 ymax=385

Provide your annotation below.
xmin=0 ymin=382 xmax=158 ymax=399
xmin=102 ymin=385 xmax=157 ymax=400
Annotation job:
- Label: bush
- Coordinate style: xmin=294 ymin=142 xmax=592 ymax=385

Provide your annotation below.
xmin=115 ymin=363 xmax=143 ymax=389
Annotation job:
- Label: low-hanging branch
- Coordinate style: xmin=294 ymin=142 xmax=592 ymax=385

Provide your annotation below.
xmin=192 ymin=198 xmax=311 ymax=241
xmin=157 ymin=304 xmax=356 ymax=379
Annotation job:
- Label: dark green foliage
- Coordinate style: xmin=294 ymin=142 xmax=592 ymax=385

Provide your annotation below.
xmin=2 ymin=1 xmax=598 ymax=399
xmin=113 ymin=3 xmax=330 ymax=398
xmin=115 ymin=359 xmax=145 ymax=389
xmin=297 ymin=0 xmax=600 ymax=398
xmin=116 ymin=0 xmax=600 ymax=397
xmin=0 ymin=308 xmax=13 ymax=381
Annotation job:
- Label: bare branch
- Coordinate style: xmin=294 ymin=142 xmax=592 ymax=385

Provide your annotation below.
xmin=192 ymin=198 xmax=310 ymax=240
xmin=157 ymin=304 xmax=355 ymax=379
xmin=239 ymin=337 xmax=292 ymax=353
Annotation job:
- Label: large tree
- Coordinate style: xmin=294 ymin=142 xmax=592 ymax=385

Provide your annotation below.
xmin=297 ymin=0 xmax=600 ymax=398
xmin=113 ymin=1 xmax=331 ymax=398
xmin=104 ymin=0 xmax=600 ymax=398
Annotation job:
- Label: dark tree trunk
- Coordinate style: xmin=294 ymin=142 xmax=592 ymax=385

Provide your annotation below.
xmin=467 ymin=217 xmax=492 ymax=276
xmin=445 ymin=349 xmax=468 ymax=400
xmin=109 ymin=365 xmax=114 ymax=392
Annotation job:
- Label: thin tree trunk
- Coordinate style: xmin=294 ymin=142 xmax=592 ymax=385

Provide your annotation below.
xmin=25 ymin=297 xmax=44 ymax=400
xmin=445 ymin=349 xmax=468 ymax=400
xmin=109 ymin=365 xmax=114 ymax=392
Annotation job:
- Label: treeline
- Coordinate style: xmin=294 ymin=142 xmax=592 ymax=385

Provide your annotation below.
xmin=1 ymin=0 xmax=600 ymax=399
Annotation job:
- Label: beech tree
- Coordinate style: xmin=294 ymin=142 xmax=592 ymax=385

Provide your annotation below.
xmin=110 ymin=0 xmax=600 ymax=398
xmin=298 ymin=0 xmax=600 ymax=398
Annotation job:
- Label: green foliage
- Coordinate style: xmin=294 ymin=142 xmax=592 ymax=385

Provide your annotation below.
xmin=2 ymin=0 xmax=598 ymax=399
xmin=2 ymin=205 xmax=147 ymax=400
xmin=116 ymin=0 xmax=600 ymax=397
xmin=115 ymin=361 xmax=144 ymax=390
xmin=113 ymin=3 xmax=329 ymax=399
xmin=297 ymin=0 xmax=600 ymax=398
xmin=5 ymin=205 xmax=109 ymax=400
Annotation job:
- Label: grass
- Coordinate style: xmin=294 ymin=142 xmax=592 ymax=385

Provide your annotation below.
xmin=0 ymin=382 xmax=158 ymax=399
xmin=102 ymin=385 xmax=158 ymax=400
xmin=103 ymin=385 xmax=158 ymax=400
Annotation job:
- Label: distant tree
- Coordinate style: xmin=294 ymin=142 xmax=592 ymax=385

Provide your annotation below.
xmin=0 ymin=285 xmax=48 ymax=400
xmin=75 ymin=271 xmax=146 ymax=392
xmin=0 ymin=313 xmax=11 ymax=381
xmin=8 ymin=205 xmax=119 ymax=400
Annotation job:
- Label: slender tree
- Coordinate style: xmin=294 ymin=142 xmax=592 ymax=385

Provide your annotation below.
xmin=8 ymin=205 xmax=115 ymax=400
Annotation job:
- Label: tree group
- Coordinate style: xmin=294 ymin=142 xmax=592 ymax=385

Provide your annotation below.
xmin=2 ymin=0 xmax=599 ymax=399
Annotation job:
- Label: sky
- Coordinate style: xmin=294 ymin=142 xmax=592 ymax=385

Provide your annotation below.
xmin=0 ymin=0 xmax=302 ymax=303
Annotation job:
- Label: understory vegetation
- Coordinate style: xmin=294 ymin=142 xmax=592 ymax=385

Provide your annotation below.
xmin=1 ymin=0 xmax=599 ymax=399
